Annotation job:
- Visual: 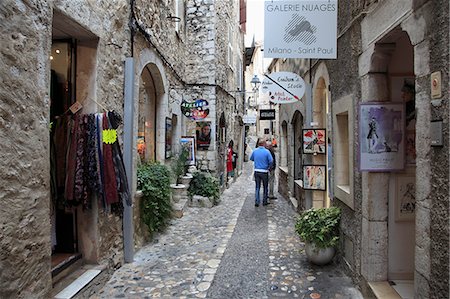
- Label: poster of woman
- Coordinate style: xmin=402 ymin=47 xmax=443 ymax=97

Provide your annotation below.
xmin=302 ymin=165 xmax=326 ymax=191
xmin=359 ymin=103 xmax=405 ymax=171
xmin=196 ymin=122 xmax=211 ymax=150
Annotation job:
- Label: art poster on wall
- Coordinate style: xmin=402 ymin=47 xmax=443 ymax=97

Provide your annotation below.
xmin=303 ymin=129 xmax=326 ymax=154
xmin=395 ymin=175 xmax=415 ymax=222
xmin=181 ymin=99 xmax=209 ymax=120
xmin=180 ymin=136 xmax=196 ymax=165
xmin=359 ymin=102 xmax=405 ymax=171
xmin=165 ymin=117 xmax=172 ymax=159
xmin=196 ymin=121 xmax=211 ymax=150
xmin=303 ymin=165 xmax=326 ymax=191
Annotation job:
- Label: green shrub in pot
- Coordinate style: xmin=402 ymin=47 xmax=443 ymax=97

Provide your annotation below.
xmin=295 ymin=207 xmax=341 ymax=249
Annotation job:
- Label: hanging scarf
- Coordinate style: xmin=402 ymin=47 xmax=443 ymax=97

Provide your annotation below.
xmin=102 ymin=112 xmax=119 ymax=204
xmin=108 ymin=111 xmax=131 ymax=206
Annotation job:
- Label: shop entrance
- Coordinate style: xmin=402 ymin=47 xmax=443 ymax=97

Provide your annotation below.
xmin=370 ymin=28 xmax=416 ymax=297
xmin=292 ymin=111 xmax=304 ymax=205
xmin=386 ymin=30 xmax=416 ymax=287
xmin=49 ymin=11 xmax=100 ymax=277
xmin=49 ymin=38 xmax=80 ymax=275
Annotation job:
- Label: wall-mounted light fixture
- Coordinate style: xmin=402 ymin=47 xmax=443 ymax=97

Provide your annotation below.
xmin=251 ymin=75 xmax=261 ymax=91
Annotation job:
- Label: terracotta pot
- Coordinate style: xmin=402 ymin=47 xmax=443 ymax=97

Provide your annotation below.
xmin=305 ymin=242 xmax=335 ymax=265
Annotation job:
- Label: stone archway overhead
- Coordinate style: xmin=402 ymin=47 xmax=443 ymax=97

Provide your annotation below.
xmin=137 ymin=47 xmax=168 ymax=96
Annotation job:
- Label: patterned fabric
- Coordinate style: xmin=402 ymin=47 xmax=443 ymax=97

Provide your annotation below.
xmin=65 ymin=115 xmax=78 ymax=202
xmin=108 ymin=111 xmax=131 ymax=207
xmin=55 ymin=110 xmax=129 ymax=212
xmin=102 ymin=112 xmax=119 ymax=204
xmin=73 ymin=114 xmax=88 ymax=207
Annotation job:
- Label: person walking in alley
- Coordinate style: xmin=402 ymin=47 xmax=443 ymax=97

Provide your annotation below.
xmin=226 ymin=140 xmax=238 ymax=185
xmin=250 ymin=138 xmax=273 ymax=207
xmin=266 ymin=141 xmax=277 ymax=200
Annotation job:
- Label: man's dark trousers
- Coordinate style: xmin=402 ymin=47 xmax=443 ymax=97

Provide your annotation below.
xmin=254 ymin=171 xmax=269 ymax=205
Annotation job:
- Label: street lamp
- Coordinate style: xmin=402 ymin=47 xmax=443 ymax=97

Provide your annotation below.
xmin=250 ymin=75 xmax=261 ymax=91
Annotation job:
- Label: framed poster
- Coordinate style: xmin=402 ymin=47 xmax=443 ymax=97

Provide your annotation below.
xmin=302 ymin=165 xmax=326 ymax=191
xmin=303 ymin=129 xmax=326 ymax=154
xmin=180 ymin=136 xmax=196 ymax=165
xmin=165 ymin=117 xmax=172 ymax=159
xmin=359 ymin=103 xmax=405 ymax=171
xmin=196 ymin=121 xmax=211 ymax=150
xmin=395 ymin=176 xmax=415 ymax=222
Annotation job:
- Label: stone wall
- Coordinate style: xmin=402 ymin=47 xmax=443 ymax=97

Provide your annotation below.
xmin=0 ymin=0 xmax=130 ymax=297
xmin=185 ymin=0 xmax=216 ymax=85
xmin=0 ymin=2 xmax=53 ymax=297
xmin=326 ymin=20 xmax=363 ymax=286
xmin=421 ymin=0 xmax=449 ymax=297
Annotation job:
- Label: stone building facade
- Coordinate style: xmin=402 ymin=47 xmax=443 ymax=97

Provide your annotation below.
xmin=0 ymin=0 xmax=245 ymax=297
xmin=269 ymin=0 xmax=449 ymax=298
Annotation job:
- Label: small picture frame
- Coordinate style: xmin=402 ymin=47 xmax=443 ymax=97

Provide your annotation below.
xmin=303 ymin=129 xmax=326 ymax=154
xmin=395 ymin=175 xmax=415 ymax=222
xmin=302 ymin=165 xmax=327 ymax=191
xmin=180 ymin=136 xmax=196 ymax=165
xmin=165 ymin=117 xmax=172 ymax=159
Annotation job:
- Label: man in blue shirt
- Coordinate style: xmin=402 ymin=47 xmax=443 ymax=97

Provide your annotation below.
xmin=250 ymin=138 xmax=274 ymax=207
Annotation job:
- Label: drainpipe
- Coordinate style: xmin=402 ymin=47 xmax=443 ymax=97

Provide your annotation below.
xmin=123 ymin=58 xmax=135 ymax=263
xmin=304 ymin=59 xmax=313 ymax=209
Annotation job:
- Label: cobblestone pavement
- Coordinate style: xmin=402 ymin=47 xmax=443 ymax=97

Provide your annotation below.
xmin=93 ymin=161 xmax=363 ymax=299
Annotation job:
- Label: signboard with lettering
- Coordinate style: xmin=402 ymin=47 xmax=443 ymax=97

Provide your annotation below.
xmin=260 ymin=71 xmax=305 ymax=103
xmin=264 ymin=0 xmax=337 ymax=59
xmin=243 ymin=114 xmax=257 ymax=124
xmin=181 ymin=99 xmax=209 ymax=120
xmin=260 ymin=109 xmax=276 ymax=120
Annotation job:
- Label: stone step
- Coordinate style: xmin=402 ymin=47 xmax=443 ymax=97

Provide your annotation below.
xmin=172 ymin=197 xmax=189 ymax=218
xmin=52 ymin=264 xmax=106 ymax=299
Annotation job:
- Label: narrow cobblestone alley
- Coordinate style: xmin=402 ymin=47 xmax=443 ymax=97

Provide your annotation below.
xmin=93 ymin=159 xmax=363 ymax=299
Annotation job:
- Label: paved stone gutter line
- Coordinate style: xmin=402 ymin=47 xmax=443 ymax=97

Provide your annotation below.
xmin=206 ymin=192 xmax=271 ymax=299
xmin=93 ymin=164 xmax=253 ymax=298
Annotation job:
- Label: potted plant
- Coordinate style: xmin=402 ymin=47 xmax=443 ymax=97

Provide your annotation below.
xmin=137 ymin=162 xmax=172 ymax=235
xmin=295 ymin=207 xmax=341 ymax=265
xmin=187 ymin=171 xmax=220 ymax=207
xmin=171 ymin=147 xmax=190 ymax=186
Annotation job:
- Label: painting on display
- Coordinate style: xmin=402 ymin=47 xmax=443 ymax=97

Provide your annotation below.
xmin=180 ymin=136 xmax=196 ymax=165
xmin=302 ymin=165 xmax=326 ymax=191
xmin=359 ymin=103 xmax=405 ymax=171
xmin=165 ymin=117 xmax=172 ymax=159
xmin=395 ymin=176 xmax=415 ymax=222
xmin=303 ymin=129 xmax=326 ymax=154
xmin=196 ymin=121 xmax=211 ymax=150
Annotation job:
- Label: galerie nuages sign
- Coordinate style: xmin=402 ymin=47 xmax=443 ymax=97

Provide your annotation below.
xmin=264 ymin=0 xmax=337 ymax=59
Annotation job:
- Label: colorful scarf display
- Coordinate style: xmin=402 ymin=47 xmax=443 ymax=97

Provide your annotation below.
xmin=51 ymin=110 xmax=131 ymax=211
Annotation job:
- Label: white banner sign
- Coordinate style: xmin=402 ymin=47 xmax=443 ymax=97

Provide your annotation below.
xmin=260 ymin=71 xmax=305 ymax=104
xmin=243 ymin=114 xmax=257 ymax=124
xmin=264 ymin=0 xmax=337 ymax=59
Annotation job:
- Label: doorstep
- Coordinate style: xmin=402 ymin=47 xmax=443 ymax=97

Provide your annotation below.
xmin=52 ymin=264 xmax=107 ymax=299
xmin=368 ymin=281 xmax=402 ymax=299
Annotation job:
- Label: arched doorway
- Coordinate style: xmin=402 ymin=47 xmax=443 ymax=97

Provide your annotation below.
xmin=312 ymin=75 xmax=330 ymax=208
xmin=292 ymin=111 xmax=304 ymax=209
xmin=384 ymin=30 xmax=416 ymax=285
xmin=137 ymin=64 xmax=165 ymax=163
xmin=364 ymin=28 xmax=416 ymax=293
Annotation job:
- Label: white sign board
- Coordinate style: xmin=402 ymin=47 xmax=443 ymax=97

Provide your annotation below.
xmin=260 ymin=71 xmax=306 ymax=104
xmin=264 ymin=0 xmax=337 ymax=59
xmin=243 ymin=115 xmax=257 ymax=124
